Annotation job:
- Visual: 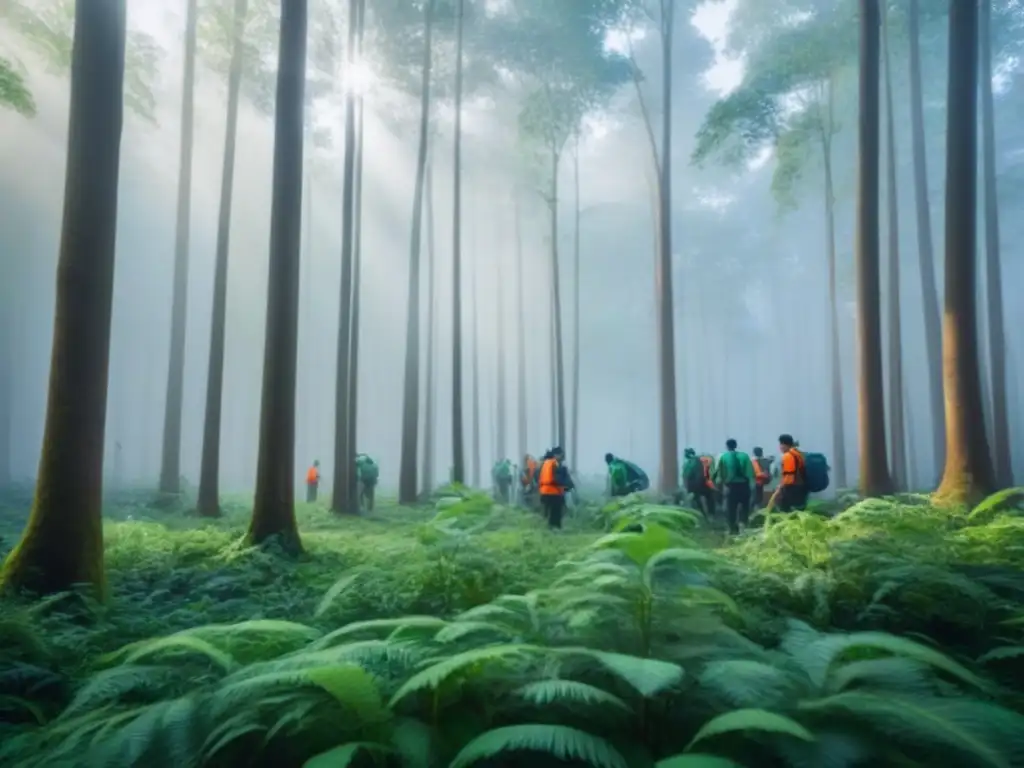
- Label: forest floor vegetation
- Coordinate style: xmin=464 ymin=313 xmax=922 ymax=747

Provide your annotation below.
xmin=0 ymin=485 xmax=1023 ymax=767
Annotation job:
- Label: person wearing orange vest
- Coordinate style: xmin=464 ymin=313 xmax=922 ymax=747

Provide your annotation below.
xmin=537 ymin=446 xmax=573 ymax=529
xmin=306 ymin=460 xmax=321 ymax=503
xmin=520 ymin=453 xmax=539 ymax=506
xmin=768 ymin=434 xmax=806 ymax=512
xmin=751 ymin=446 xmax=774 ymax=509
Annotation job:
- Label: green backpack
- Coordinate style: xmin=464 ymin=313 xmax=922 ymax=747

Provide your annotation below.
xmin=359 ymin=458 xmax=379 ymax=483
xmin=802 ymin=452 xmax=829 ymax=493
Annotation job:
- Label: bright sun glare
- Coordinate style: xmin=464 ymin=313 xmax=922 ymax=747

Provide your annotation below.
xmin=344 ymin=60 xmax=374 ymax=96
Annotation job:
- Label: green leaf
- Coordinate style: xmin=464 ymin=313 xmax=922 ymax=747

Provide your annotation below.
xmin=656 ymin=756 xmax=745 ymax=768
xmin=304 ymin=742 xmax=389 ymax=768
xmin=390 ymin=644 xmax=539 ymax=706
xmin=449 ymin=724 xmax=628 ymax=768
xmin=515 ymin=679 xmax=633 ymax=712
xmin=687 ymin=709 xmax=816 ymax=749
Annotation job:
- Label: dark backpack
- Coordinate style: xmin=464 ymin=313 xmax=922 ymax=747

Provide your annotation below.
xmin=624 ymin=461 xmax=650 ymax=492
xmin=684 ymin=459 xmax=705 ymax=493
xmin=802 ymin=452 xmax=830 ymax=493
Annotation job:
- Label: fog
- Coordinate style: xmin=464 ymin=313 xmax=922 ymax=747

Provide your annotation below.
xmin=1 ymin=0 xmax=1022 ymax=497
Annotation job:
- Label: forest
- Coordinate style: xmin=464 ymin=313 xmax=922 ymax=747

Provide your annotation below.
xmin=1 ymin=0 xmax=1023 ymax=765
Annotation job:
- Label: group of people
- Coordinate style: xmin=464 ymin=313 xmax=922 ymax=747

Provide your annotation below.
xmin=304 ymin=454 xmax=380 ymax=511
xmin=498 ymin=447 xmax=575 ymax=529
xmin=680 ymin=434 xmax=827 ymax=533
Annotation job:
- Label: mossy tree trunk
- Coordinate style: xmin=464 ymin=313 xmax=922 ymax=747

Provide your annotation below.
xmin=449 ymin=0 xmax=466 ymax=485
xmin=332 ymin=0 xmax=362 ymax=513
xmin=248 ymin=0 xmax=307 ymax=553
xmin=979 ymin=0 xmax=1012 ymax=487
xmin=935 ymin=0 xmax=995 ymax=506
xmin=908 ymin=0 xmax=945 ymax=481
xmin=855 ymin=0 xmax=893 ymax=497
xmin=345 ymin=0 xmax=367 ymax=509
xmin=197 ymin=0 xmax=248 ymax=518
xmin=1 ymin=0 xmax=127 ymax=597
xmin=159 ymin=0 xmax=198 ymax=496
xmin=398 ymin=0 xmax=436 ymax=502
xmin=882 ymin=5 xmax=907 ymax=490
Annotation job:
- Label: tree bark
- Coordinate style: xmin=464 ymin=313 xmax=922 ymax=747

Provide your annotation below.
xmin=398 ymin=0 xmax=436 ymax=502
xmin=332 ymin=0 xmax=362 ymax=512
xmin=908 ymin=0 xmax=945 ymax=479
xmin=979 ymin=0 xmax=1012 ymax=487
xmin=422 ymin=159 xmax=437 ymax=493
xmin=514 ymin=193 xmax=528 ymax=463
xmin=471 ymin=239 xmax=481 ymax=487
xmin=346 ymin=0 xmax=367 ymax=509
xmin=197 ymin=0 xmax=247 ymax=518
xmin=248 ymin=0 xmax=307 ymax=552
xmin=935 ymin=0 xmax=995 ymax=506
xmin=882 ymin=5 xmax=907 ymax=490
xmin=548 ymin=147 xmax=567 ymax=452
xmin=495 ymin=191 xmax=508 ymax=463
xmin=571 ymin=135 xmax=581 ymax=470
xmin=822 ymin=80 xmax=848 ymax=490
xmin=0 ymin=352 xmax=9 ymax=487
xmin=855 ymin=0 xmax=893 ymax=497
xmin=158 ymin=0 xmax=198 ymax=495
xmin=655 ymin=0 xmax=679 ymax=494
xmin=450 ymin=0 xmax=466 ymax=485
xmin=1 ymin=0 xmax=126 ymax=597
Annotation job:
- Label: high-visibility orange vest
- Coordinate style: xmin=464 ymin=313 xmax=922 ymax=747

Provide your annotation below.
xmin=538 ymin=458 xmax=564 ymax=496
xmin=522 ymin=457 xmax=538 ymax=486
xmin=781 ymin=449 xmax=805 ymax=486
xmin=306 ymin=466 xmax=319 ymax=484
xmin=753 ymin=457 xmax=769 ymax=485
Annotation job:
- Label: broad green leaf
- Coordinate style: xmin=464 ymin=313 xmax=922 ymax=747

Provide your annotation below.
xmin=687 ymin=709 xmax=815 ymax=748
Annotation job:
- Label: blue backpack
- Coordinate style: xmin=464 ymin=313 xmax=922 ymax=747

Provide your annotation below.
xmin=802 ymin=452 xmax=830 ymax=493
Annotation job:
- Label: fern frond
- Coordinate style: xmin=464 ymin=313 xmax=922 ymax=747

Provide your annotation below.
xmin=389 ymin=644 xmax=539 ymax=706
xmin=687 ymin=708 xmax=815 ymax=749
xmin=103 ymin=634 xmax=237 ymax=673
xmin=303 ymin=741 xmax=392 ymax=767
xmin=313 ymin=616 xmax=448 ymax=648
xmin=655 ymin=755 xmax=746 ymax=767
xmin=515 ymin=678 xmax=633 ymax=712
xmin=698 ymin=658 xmax=804 ymax=708
xmin=60 ymin=665 xmax=179 ymax=717
xmin=449 ymin=724 xmax=628 ymax=768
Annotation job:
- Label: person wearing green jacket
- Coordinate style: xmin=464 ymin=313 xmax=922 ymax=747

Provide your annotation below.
xmin=355 ymin=453 xmax=379 ymax=511
xmin=492 ymin=458 xmax=513 ymax=503
xmin=714 ymin=439 xmax=755 ymax=534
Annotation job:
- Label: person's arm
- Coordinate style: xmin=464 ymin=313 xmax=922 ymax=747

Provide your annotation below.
xmin=745 ymin=455 xmax=756 ymax=486
xmin=712 ymin=455 xmax=723 ymax=485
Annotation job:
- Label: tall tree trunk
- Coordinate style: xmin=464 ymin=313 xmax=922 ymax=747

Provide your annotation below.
xmin=549 ymin=285 xmax=558 ymax=443
xmin=571 ymin=136 xmax=581 ymax=470
xmin=159 ymin=0 xmax=198 ymax=495
xmin=548 ymin=147 xmax=566 ymax=451
xmin=979 ymin=0 xmax=1012 ymax=486
xmin=346 ymin=0 xmax=367 ymax=508
xmin=450 ymin=0 xmax=466 ymax=485
xmin=398 ymin=0 xmax=436 ymax=502
xmin=822 ymin=80 xmax=848 ymax=489
xmin=908 ymin=0 xmax=945 ymax=479
xmin=1 ymin=0 xmax=126 ymax=596
xmin=855 ymin=0 xmax=892 ymax=497
xmin=495 ymin=199 xmax=507 ymax=463
xmin=655 ymin=0 xmax=679 ymax=494
xmin=248 ymin=0 xmax=307 ymax=552
xmin=514 ymin=193 xmax=528 ymax=463
xmin=882 ymin=6 xmax=907 ymax=490
xmin=935 ymin=0 xmax=995 ymax=505
xmin=331 ymin=0 xmax=361 ymax=512
xmin=0 ymin=352 xmax=9 ymax=487
xmin=471 ymin=244 xmax=481 ymax=487
xmin=422 ymin=159 xmax=437 ymax=492
xmin=197 ymin=0 xmax=247 ymax=518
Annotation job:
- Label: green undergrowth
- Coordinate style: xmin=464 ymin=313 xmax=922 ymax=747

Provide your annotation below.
xmin=0 ymin=486 xmax=1022 ymax=767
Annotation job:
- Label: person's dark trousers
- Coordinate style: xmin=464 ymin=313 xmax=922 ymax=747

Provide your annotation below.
xmin=692 ymin=488 xmax=716 ymax=521
xmin=497 ymin=480 xmax=510 ymax=504
xmin=724 ymin=482 xmax=752 ymax=534
xmin=361 ymin=482 xmax=376 ymax=511
xmin=306 ymin=483 xmax=318 ymax=503
xmin=777 ymin=484 xmax=807 ymax=513
xmin=542 ymin=493 xmax=565 ymax=529
xmin=752 ymin=483 xmax=766 ymax=509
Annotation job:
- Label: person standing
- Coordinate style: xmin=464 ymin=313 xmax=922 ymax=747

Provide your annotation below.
xmin=714 ymin=439 xmax=755 ymax=534
xmin=306 ymin=460 xmax=321 ymax=503
xmin=751 ymin=446 xmax=774 ymax=509
xmin=538 ymin=446 xmax=573 ymax=530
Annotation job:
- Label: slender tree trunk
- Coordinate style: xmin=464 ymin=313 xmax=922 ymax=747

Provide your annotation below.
xmin=571 ymin=136 xmax=581 ymax=470
xmin=495 ymin=197 xmax=507 ymax=462
xmin=514 ymin=193 xmax=528 ymax=462
xmin=0 ymin=352 xmax=9 ymax=487
xmin=979 ymin=0 xmax=1012 ymax=487
xmin=346 ymin=0 xmax=367 ymax=509
xmin=450 ymin=0 xmax=466 ymax=484
xmin=935 ymin=0 xmax=995 ymax=505
xmin=548 ymin=147 xmax=567 ymax=451
xmin=398 ymin=0 xmax=436 ymax=502
xmin=422 ymin=159 xmax=437 ymax=492
xmin=882 ymin=6 xmax=907 ymax=490
xmin=856 ymin=0 xmax=892 ymax=497
xmin=331 ymin=0 xmax=361 ymax=512
xmin=1 ymin=0 xmax=126 ymax=596
xmin=197 ymin=0 xmax=247 ymax=518
xmin=248 ymin=0 xmax=307 ymax=552
xmin=655 ymin=0 xmax=679 ymax=494
xmin=908 ymin=0 xmax=945 ymax=479
xmin=471 ymin=244 xmax=481 ymax=487
xmin=158 ymin=0 xmax=198 ymax=495
xmin=822 ymin=81 xmax=848 ymax=489
xmin=549 ymin=270 xmax=558 ymax=444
